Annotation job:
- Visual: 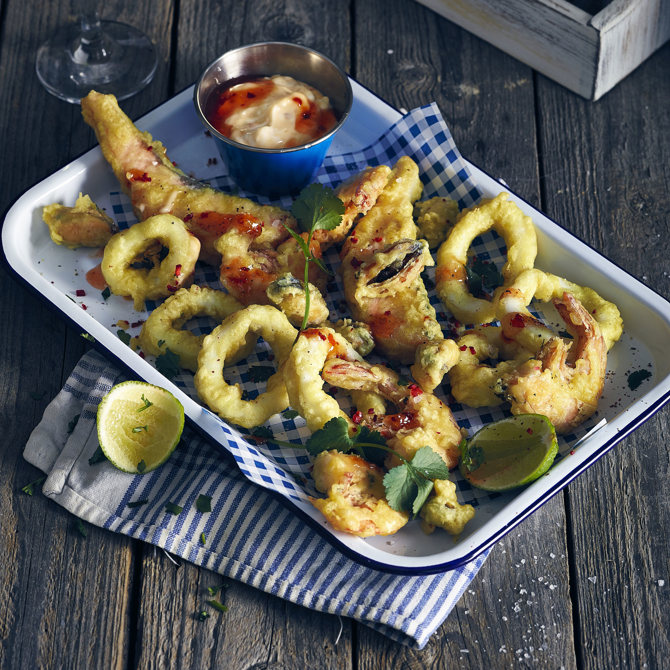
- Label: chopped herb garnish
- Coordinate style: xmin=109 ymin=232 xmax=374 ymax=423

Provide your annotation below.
xmin=282 ymin=409 xmax=300 ymax=420
xmin=89 ymin=445 xmax=107 ymax=465
xmin=197 ymin=610 xmax=210 ymax=622
xmin=137 ymin=394 xmax=153 ymax=412
xmin=207 ymin=600 xmax=228 ymax=613
xmin=22 ymin=477 xmax=46 ymax=495
xmin=155 ymin=348 xmax=181 ymax=379
xmin=207 ymin=584 xmax=228 ymax=596
xmin=101 ymin=286 xmax=111 ymax=301
xmin=251 ymin=426 xmax=273 ymax=442
xmin=196 ymin=494 xmax=212 ymax=513
xmin=137 ymin=459 xmax=146 ymax=473
xmin=75 ymin=518 xmax=87 ymax=538
xmin=200 ymin=532 xmax=207 ymax=545
xmin=460 ymin=442 xmax=485 ymax=472
xmin=30 ymin=391 xmax=46 ymax=401
xmin=165 ymin=501 xmax=182 ymax=515
xmin=127 ymin=500 xmax=149 ymax=509
xmin=627 ymin=369 xmax=652 ymax=391
xmin=67 ymin=414 xmax=80 ymax=434
xmin=132 ymin=425 xmax=148 ymax=433
xmin=117 ymin=329 xmax=131 ymax=345
xmin=81 ymin=333 xmax=95 ymax=342
xmin=247 ymin=366 xmax=275 ymax=383
xmin=157 ymin=339 xmax=166 ymax=348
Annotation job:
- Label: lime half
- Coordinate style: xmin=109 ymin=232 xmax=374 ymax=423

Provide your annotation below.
xmin=459 ymin=414 xmax=558 ymax=492
xmin=97 ymin=381 xmax=184 ymax=474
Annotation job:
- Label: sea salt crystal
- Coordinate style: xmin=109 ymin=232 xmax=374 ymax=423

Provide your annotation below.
xmin=550 ymin=553 xmax=556 ymax=559
xmin=502 ymin=616 xmax=508 ymax=621
xmin=387 ymin=49 xmax=394 ymax=54
xmin=549 ymin=584 xmax=558 ymax=591
xmin=659 ymin=580 xmax=665 ymax=587
xmin=588 ymin=576 xmax=597 ymax=584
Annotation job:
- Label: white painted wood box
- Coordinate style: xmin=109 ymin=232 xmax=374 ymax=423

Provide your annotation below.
xmin=415 ymin=0 xmax=670 ymax=100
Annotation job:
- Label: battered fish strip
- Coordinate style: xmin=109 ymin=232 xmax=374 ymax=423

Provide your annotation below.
xmin=81 ymin=91 xmax=296 ymax=266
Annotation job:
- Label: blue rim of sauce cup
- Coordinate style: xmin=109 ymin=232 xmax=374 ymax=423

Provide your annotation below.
xmin=193 ymin=42 xmax=353 ymax=198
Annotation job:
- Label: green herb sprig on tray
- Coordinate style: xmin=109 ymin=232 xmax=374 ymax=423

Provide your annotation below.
xmin=266 ymin=417 xmax=450 ymax=517
xmin=285 ymin=183 xmax=344 ymax=331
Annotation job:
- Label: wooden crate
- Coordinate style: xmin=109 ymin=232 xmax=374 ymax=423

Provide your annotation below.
xmin=415 ymin=0 xmax=670 ymax=100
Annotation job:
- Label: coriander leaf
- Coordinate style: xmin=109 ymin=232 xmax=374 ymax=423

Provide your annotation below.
xmin=409 ymin=446 xmax=451 ymax=481
xmin=472 ymin=257 xmax=504 ymax=289
xmin=310 ymin=255 xmax=333 ymax=276
xmin=248 ymin=366 xmax=275 ymax=383
xmin=137 ymin=394 xmax=153 ymax=412
xmin=137 ymin=459 xmax=146 ymax=473
xmin=207 ymin=600 xmax=228 ymax=613
xmin=465 ymin=264 xmax=482 ymax=296
xmin=291 ymin=183 xmax=344 ymax=234
xmin=127 ymin=500 xmax=148 ymax=509
xmin=196 ymin=494 xmax=212 ymax=513
xmin=412 ymin=476 xmax=435 ymax=516
xmin=117 ymin=329 xmax=131 ymax=346
xmin=132 ymin=425 xmax=148 ymax=433
xmin=351 ymin=425 xmax=387 ymax=465
xmin=22 ymin=477 xmax=46 ymax=495
xmin=101 ymin=286 xmax=111 ymax=301
xmin=197 ymin=610 xmax=210 ymax=622
xmin=165 ymin=501 xmax=183 ymax=515
xmin=383 ymin=464 xmax=417 ymax=513
xmin=89 ymin=445 xmax=107 ymax=465
xmin=81 ymin=333 xmax=95 ymax=342
xmin=200 ymin=532 xmax=207 ymax=545
xmin=305 ymin=417 xmax=353 ymax=456
xmin=155 ymin=348 xmax=181 ymax=379
xmin=67 ymin=414 xmax=80 ymax=434
xmin=252 ymin=426 xmax=273 ymax=442
xmin=75 ymin=518 xmax=87 ymax=538
xmin=628 ymin=369 xmax=652 ymax=391
xmin=207 ymin=584 xmax=227 ymax=596
xmin=30 ymin=391 xmax=46 ymax=401
xmin=157 ymin=339 xmax=166 ymax=348
xmin=282 ymin=409 xmax=300 ymax=420
xmin=282 ymin=224 xmax=313 ymax=257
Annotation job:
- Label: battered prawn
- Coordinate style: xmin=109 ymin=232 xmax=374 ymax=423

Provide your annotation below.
xmin=496 ymin=292 xmax=608 ymax=433
xmin=310 ymin=450 xmax=409 ymax=537
xmin=81 ymin=91 xmax=296 ymax=265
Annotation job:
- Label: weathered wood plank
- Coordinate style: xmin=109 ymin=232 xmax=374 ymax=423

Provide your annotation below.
xmin=130 ymin=2 xmax=355 ymax=668
xmin=536 ymin=40 xmax=670 ymax=670
xmin=353 ymin=0 xmax=579 ymax=666
xmin=0 ymin=0 xmax=173 ymax=668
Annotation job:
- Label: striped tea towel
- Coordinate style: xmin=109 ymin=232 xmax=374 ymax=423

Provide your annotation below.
xmin=24 ymin=350 xmax=488 ymax=649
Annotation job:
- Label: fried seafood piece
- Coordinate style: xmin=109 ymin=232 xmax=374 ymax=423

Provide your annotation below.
xmin=102 ymin=214 xmax=200 ymax=311
xmin=342 ymin=238 xmax=442 ymax=364
xmin=265 ymin=273 xmax=330 ymax=328
xmin=81 ymin=91 xmax=296 ymax=265
xmin=495 ymin=268 xmax=623 ymax=352
xmin=419 ymin=479 xmax=475 ymax=536
xmin=194 ymin=305 xmax=297 ymax=429
xmin=496 ymin=292 xmax=607 ymax=433
xmin=435 ymin=193 xmax=537 ymax=325
xmin=332 ymin=319 xmax=375 ymax=357
xmin=414 ymin=196 xmax=459 ymax=250
xmin=138 ymin=285 xmax=255 ymax=371
xmin=216 ymin=220 xmax=327 ymax=306
xmin=314 ymin=165 xmax=392 ymax=250
xmin=42 ymin=193 xmax=119 ymax=249
xmin=410 ymin=340 xmax=461 ymax=393
xmin=310 ymin=451 xmax=409 ymax=538
xmin=320 ymin=357 xmax=464 ymax=470
xmin=448 ymin=329 xmax=533 ymax=408
xmin=340 ymin=156 xmax=423 ymax=260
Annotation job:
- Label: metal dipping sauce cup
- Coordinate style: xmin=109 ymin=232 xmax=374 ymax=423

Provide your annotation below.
xmin=193 ymin=42 xmax=353 ymax=198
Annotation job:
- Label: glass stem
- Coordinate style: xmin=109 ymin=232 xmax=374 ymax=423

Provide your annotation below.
xmin=74 ymin=1 xmax=113 ymax=64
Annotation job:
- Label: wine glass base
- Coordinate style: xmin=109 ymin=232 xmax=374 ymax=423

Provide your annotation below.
xmin=36 ymin=20 xmax=158 ymax=104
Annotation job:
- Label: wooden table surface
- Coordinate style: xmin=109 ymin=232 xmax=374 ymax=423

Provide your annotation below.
xmin=1 ymin=1 xmax=669 ymax=668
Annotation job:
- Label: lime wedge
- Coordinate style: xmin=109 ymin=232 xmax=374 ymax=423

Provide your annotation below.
xmin=97 ymin=381 xmax=184 ymax=474
xmin=459 ymin=414 xmax=558 ymax=492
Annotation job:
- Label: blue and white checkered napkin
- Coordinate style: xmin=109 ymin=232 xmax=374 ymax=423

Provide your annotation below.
xmin=25 ymin=349 xmax=488 ymax=649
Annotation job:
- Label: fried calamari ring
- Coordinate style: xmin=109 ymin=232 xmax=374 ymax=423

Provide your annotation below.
xmin=194 ymin=305 xmax=297 ymax=428
xmin=102 ymin=214 xmax=200 ymax=311
xmin=448 ymin=329 xmax=533 ymax=408
xmin=138 ymin=285 xmax=256 ymax=371
xmin=435 ymin=193 xmax=537 ymax=324
xmin=496 ymin=268 xmax=623 ymax=351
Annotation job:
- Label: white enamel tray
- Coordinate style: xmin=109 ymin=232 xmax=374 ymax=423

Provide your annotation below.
xmin=3 ymin=80 xmax=670 ymax=574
